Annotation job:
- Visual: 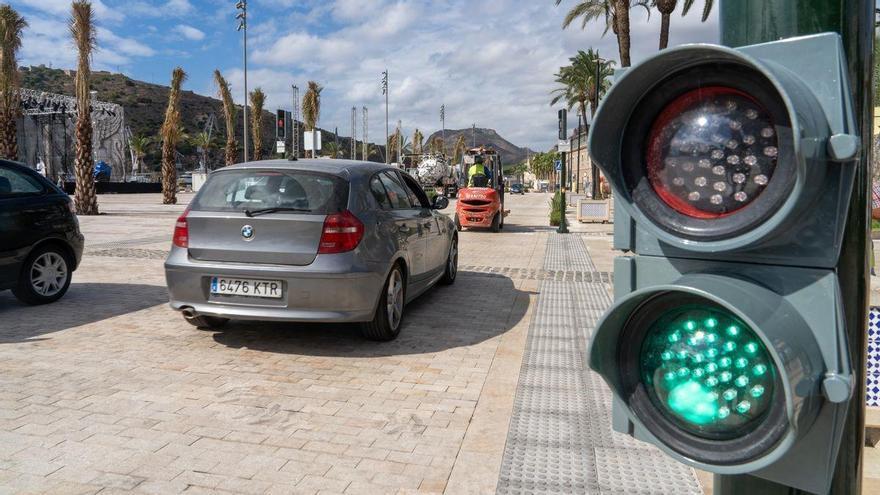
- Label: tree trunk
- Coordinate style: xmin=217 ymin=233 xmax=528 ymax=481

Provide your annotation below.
xmin=0 ymin=109 xmax=17 ymax=160
xmin=225 ymin=141 xmax=236 ymax=166
xmin=616 ymin=0 xmax=632 ymax=67
xmin=161 ymin=141 xmax=177 ymax=205
xmin=73 ymin=110 xmax=98 ymax=215
xmin=659 ymin=13 xmax=671 ymax=49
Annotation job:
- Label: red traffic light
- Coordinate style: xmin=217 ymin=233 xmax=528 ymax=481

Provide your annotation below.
xmin=646 ymin=87 xmax=779 ymax=219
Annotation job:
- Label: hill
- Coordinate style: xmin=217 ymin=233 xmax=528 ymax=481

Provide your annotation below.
xmin=426 ymin=127 xmax=532 ymax=166
xmin=18 ymin=65 xmax=383 ymax=169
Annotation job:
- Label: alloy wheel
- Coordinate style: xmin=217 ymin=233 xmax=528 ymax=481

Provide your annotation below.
xmin=386 ymin=269 xmax=404 ymax=330
xmin=30 ymin=252 xmax=68 ymax=297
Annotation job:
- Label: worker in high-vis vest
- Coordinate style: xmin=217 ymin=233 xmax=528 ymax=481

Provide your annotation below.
xmin=467 ymin=156 xmax=491 ymax=187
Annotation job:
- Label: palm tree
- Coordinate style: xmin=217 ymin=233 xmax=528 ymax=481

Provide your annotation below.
xmin=190 ymin=131 xmax=215 ymax=171
xmin=412 ymin=129 xmax=424 ymax=155
xmin=249 ymin=88 xmax=265 ymax=161
xmin=161 ymin=67 xmax=187 ymax=205
xmin=653 ymin=0 xmax=676 ymax=49
xmin=214 ymin=70 xmax=237 ymax=166
xmin=302 ymin=81 xmax=323 ymax=158
xmin=70 ymin=1 xmax=98 ymax=215
xmin=129 ymin=134 xmax=152 ymax=174
xmin=429 ymin=136 xmax=444 ymax=155
xmin=554 ymin=0 xmax=649 ymax=67
xmin=367 ymin=143 xmax=381 ymax=161
xmin=323 ymin=141 xmax=341 ymax=158
xmin=681 ymin=0 xmax=713 ymax=21
xmin=552 ymin=49 xmax=616 ymax=118
xmin=452 ymin=135 xmax=467 ymax=164
xmin=0 ymin=5 xmax=26 ymax=161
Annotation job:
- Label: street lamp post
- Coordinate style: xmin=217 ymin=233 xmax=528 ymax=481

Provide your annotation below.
xmin=236 ymin=1 xmax=248 ymax=163
xmin=382 ymin=70 xmax=389 ymax=164
xmin=591 ymin=52 xmax=607 ymax=199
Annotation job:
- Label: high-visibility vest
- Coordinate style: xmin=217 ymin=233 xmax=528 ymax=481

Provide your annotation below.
xmin=468 ymin=164 xmax=488 ymax=186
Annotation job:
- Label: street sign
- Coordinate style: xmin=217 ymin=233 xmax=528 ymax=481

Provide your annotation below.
xmin=557 ymin=140 xmax=571 ymax=153
xmin=276 ymin=140 xmax=285 ymax=154
xmin=586 ymin=33 xmax=859 ymax=494
xmin=554 ymin=159 xmax=562 ymax=171
xmin=304 ymin=131 xmax=322 ymax=151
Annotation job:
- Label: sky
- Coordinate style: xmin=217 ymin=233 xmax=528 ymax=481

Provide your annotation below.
xmin=9 ymin=0 xmax=720 ymax=151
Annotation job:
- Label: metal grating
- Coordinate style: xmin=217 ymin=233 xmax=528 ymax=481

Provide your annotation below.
xmin=496 ymin=234 xmax=702 ymax=495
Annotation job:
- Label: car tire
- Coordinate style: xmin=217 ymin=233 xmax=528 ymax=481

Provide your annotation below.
xmin=439 ymin=236 xmax=458 ymax=286
xmin=12 ymin=244 xmax=73 ymax=305
xmin=183 ymin=314 xmax=230 ymax=329
xmin=491 ymin=213 xmax=501 ymax=233
xmin=361 ymin=264 xmax=406 ymax=341
xmin=454 ymin=214 xmax=462 ymax=232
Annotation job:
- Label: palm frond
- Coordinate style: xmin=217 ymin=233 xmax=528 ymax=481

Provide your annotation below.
xmin=681 ymin=0 xmax=713 ymax=21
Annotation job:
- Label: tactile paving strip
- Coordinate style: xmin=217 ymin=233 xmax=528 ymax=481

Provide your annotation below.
xmin=496 ymin=234 xmax=702 ymax=495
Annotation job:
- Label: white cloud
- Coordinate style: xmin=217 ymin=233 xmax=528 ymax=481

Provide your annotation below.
xmin=174 ymin=24 xmax=206 ymax=41
xmin=242 ymin=0 xmax=719 ymax=150
xmin=15 ymin=0 xmax=124 ymax=23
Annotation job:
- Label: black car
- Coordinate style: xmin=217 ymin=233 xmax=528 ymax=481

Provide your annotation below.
xmin=0 ymin=160 xmax=84 ymax=304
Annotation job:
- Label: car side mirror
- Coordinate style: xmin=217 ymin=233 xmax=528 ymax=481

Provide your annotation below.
xmin=432 ymin=195 xmax=449 ymax=210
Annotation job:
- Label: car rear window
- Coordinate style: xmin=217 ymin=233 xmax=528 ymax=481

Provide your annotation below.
xmin=191 ymin=170 xmax=348 ymax=214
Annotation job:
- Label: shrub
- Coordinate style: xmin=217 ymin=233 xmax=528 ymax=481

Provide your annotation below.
xmin=549 ymin=191 xmax=564 ymax=226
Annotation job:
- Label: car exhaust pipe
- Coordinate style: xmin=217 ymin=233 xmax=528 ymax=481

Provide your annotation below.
xmin=181 ymin=308 xmax=198 ymax=320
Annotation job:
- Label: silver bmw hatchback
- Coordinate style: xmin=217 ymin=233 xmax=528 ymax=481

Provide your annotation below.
xmin=164 ymin=159 xmax=458 ymax=341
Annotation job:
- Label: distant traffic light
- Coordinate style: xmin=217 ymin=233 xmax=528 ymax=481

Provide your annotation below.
xmin=588 ymin=33 xmax=859 ymax=494
xmin=276 ymin=109 xmax=286 ymax=140
xmin=558 ymin=108 xmax=567 ymax=141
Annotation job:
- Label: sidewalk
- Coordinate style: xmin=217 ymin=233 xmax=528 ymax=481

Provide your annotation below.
xmin=495 ymin=233 xmax=703 ymax=494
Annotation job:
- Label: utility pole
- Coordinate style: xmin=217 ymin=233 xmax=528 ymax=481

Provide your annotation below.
xmin=362 ymin=106 xmax=368 ymax=161
xmin=382 ymin=70 xmax=389 ymax=164
xmin=351 ymin=107 xmax=357 ymax=160
xmin=712 ymin=1 xmax=872 ymax=493
xmin=291 ymin=85 xmax=299 ymax=160
xmin=397 ymin=119 xmax=402 ymax=166
xmin=236 ymin=0 xmax=248 ymax=163
xmin=472 ymin=123 xmax=476 ymax=147
xmin=441 ymin=104 xmax=446 ymax=153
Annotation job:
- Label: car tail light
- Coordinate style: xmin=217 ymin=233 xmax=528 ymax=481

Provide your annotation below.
xmin=318 ymin=210 xmax=364 ymax=254
xmin=172 ymin=209 xmax=190 ymax=248
xmin=646 ymin=87 xmax=778 ymax=219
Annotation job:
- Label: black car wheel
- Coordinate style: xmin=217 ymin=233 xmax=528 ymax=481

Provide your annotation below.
xmin=440 ymin=236 xmax=458 ymax=285
xmin=13 ymin=244 xmax=73 ymax=305
xmin=361 ymin=264 xmax=406 ymax=341
xmin=491 ymin=213 xmax=501 ymax=233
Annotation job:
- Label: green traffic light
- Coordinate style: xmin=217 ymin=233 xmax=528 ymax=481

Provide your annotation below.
xmin=640 ymin=305 xmax=776 ymax=439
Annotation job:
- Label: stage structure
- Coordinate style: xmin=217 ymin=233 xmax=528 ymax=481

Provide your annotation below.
xmin=15 ymin=88 xmax=126 ymax=181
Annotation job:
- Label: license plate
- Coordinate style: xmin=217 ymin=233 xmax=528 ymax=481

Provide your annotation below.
xmin=210 ymin=277 xmax=283 ymax=299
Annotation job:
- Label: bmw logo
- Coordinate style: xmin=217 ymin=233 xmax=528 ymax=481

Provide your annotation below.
xmin=241 ymin=225 xmax=255 ymax=241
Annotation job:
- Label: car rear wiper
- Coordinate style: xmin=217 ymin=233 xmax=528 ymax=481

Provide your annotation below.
xmin=244 ymin=207 xmax=312 ymax=217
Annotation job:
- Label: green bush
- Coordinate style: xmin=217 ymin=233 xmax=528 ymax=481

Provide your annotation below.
xmin=549 ymin=191 xmax=563 ymax=226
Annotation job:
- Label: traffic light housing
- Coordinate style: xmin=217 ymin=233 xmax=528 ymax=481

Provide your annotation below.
xmin=276 ymin=109 xmax=286 ymax=140
xmin=587 ymin=33 xmax=859 ymax=494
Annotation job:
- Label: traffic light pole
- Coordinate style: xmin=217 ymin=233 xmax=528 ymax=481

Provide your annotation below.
xmin=559 ymin=151 xmax=569 ymax=234
xmin=718 ymin=0 xmax=873 ymax=493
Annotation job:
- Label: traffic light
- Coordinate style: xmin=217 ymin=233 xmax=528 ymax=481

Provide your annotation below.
xmin=276 ymin=109 xmax=286 ymax=140
xmin=587 ymin=33 xmax=860 ymax=494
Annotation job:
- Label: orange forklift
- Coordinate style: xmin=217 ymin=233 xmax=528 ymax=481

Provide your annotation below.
xmin=454 ymin=147 xmax=509 ymax=232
